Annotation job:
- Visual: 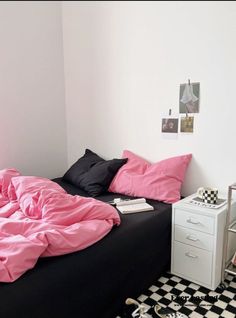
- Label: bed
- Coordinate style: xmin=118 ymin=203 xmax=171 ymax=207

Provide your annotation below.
xmin=0 ymin=177 xmax=172 ymax=318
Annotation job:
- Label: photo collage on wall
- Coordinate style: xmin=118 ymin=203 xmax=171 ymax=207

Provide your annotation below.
xmin=161 ymin=81 xmax=200 ymax=134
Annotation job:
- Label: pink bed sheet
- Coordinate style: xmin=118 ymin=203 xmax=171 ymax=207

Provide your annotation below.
xmin=0 ymin=169 xmax=120 ymax=283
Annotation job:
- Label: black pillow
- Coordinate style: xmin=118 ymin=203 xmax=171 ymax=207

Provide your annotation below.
xmin=62 ymin=149 xmax=128 ymax=196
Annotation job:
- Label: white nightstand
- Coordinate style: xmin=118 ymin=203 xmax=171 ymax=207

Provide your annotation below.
xmin=171 ymin=194 xmax=236 ymax=290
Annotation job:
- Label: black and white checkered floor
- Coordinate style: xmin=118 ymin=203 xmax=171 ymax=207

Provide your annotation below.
xmin=118 ymin=272 xmax=236 ymax=318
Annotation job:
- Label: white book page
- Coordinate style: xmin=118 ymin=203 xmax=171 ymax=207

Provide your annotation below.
xmin=116 ymin=202 xmax=154 ymax=214
xmin=116 ymin=198 xmax=146 ymax=207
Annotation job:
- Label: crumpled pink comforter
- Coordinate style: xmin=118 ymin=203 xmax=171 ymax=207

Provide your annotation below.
xmin=0 ymin=169 xmax=120 ymax=283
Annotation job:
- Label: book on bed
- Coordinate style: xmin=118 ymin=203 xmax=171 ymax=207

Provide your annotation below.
xmin=116 ymin=198 xmax=154 ymax=214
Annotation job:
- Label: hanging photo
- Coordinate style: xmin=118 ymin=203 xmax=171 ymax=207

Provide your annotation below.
xmin=180 ymin=116 xmax=194 ymax=133
xmin=161 ymin=117 xmax=179 ymax=133
xmin=179 ymin=82 xmax=200 ymax=113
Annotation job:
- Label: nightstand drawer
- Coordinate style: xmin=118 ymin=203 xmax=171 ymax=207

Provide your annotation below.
xmin=175 ymin=209 xmax=214 ymax=234
xmin=172 ymin=241 xmax=212 ymax=286
xmin=174 ymin=225 xmax=214 ymax=251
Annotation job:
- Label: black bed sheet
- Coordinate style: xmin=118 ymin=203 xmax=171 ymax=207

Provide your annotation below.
xmin=0 ymin=178 xmax=172 ymax=318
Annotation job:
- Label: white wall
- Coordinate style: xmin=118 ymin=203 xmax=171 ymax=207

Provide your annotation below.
xmin=0 ymin=1 xmax=67 ymax=178
xmin=62 ymin=1 xmax=236 ymax=196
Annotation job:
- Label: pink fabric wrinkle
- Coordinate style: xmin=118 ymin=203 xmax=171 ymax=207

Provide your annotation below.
xmin=0 ymin=169 xmax=120 ymax=282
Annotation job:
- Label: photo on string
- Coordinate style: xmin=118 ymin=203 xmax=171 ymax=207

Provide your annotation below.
xmin=161 ymin=117 xmax=179 ymax=134
xmin=179 ymin=82 xmax=200 ymax=114
xmin=180 ymin=116 xmax=194 ymax=133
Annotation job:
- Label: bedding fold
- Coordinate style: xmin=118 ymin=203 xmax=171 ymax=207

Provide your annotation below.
xmin=0 ymin=169 xmax=120 ymax=282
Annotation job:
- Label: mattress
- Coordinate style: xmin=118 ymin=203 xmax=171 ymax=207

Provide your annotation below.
xmin=0 ymin=178 xmax=172 ymax=318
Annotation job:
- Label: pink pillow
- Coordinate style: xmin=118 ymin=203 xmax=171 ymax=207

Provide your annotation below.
xmin=109 ymin=150 xmax=192 ymax=203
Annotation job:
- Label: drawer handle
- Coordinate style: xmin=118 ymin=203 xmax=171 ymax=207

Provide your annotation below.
xmin=186 ymin=218 xmax=201 ymax=225
xmin=185 ymin=252 xmax=198 ymax=259
xmin=186 ymin=234 xmax=199 ymax=242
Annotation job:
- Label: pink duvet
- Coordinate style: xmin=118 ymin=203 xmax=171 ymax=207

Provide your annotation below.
xmin=0 ymin=169 xmax=120 ymax=283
